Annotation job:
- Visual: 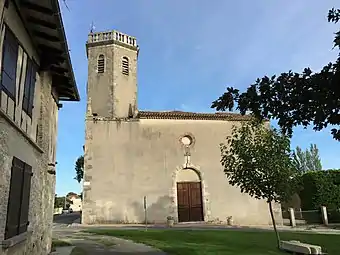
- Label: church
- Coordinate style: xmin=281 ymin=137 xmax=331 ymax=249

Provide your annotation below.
xmin=81 ymin=29 xmax=282 ymax=225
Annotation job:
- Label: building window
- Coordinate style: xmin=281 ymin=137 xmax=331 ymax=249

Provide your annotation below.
xmin=1 ymin=26 xmax=19 ymax=99
xmin=97 ymin=54 xmax=105 ymax=73
xmin=122 ymin=57 xmax=129 ymax=75
xmin=22 ymin=58 xmax=37 ymax=117
xmin=5 ymin=157 xmax=32 ymax=240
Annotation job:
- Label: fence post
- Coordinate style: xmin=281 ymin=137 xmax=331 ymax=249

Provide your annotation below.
xmin=321 ymin=206 xmax=328 ymax=226
xmin=288 ymin=208 xmax=296 ymax=227
xmin=299 ymin=208 xmax=302 ymax=219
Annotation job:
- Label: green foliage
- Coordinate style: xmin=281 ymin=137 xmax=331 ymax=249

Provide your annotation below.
xmin=299 ymin=170 xmax=340 ymax=210
xmin=54 ymin=194 xmax=74 ymax=208
xmin=211 ymin=8 xmax=340 ymax=141
xmin=54 ymin=195 xmax=65 ymax=208
xmin=74 ymin=155 xmax=84 ymax=183
xmin=292 ymin=144 xmax=322 ymax=173
xmin=293 ymin=147 xmax=306 ymax=173
xmin=220 ymin=121 xmax=298 ymax=203
xmin=305 ymin=144 xmax=322 ymax=172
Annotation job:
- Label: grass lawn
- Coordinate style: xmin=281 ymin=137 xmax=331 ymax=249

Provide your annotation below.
xmin=85 ymin=229 xmax=340 ymax=255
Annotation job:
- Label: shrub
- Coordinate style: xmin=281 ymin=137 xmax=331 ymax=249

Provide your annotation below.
xmin=299 ymin=170 xmax=340 ymax=210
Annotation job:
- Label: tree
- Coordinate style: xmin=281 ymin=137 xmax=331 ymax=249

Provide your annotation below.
xmin=211 ymin=8 xmax=340 ymax=141
xmin=299 ymin=170 xmax=340 ymax=210
xmin=54 ymin=195 xmax=65 ymax=208
xmin=74 ymin=155 xmax=84 ymax=183
xmin=305 ymin=144 xmax=322 ymax=172
xmin=220 ymin=121 xmax=298 ymax=248
xmin=292 ymin=144 xmax=322 ymax=173
xmin=54 ymin=193 xmax=76 ymax=209
xmin=292 ymin=147 xmax=307 ymax=173
xmin=66 ymin=192 xmax=78 ymax=198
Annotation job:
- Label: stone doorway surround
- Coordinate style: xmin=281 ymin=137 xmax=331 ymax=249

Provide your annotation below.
xmin=170 ymin=163 xmax=211 ymax=223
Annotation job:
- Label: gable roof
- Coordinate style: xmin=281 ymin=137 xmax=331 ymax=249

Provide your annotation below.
xmin=137 ymin=111 xmax=252 ymax=121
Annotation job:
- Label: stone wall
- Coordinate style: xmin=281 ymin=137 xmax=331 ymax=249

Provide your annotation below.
xmin=83 ymin=28 xmax=282 ymax=227
xmin=0 ymin=1 xmax=59 ymax=254
xmin=0 ymin=73 xmax=58 ymax=255
xmin=86 ymin=30 xmax=138 ymax=119
xmin=0 ymin=72 xmax=58 ymax=255
xmin=82 ymin=118 xmax=283 ymax=226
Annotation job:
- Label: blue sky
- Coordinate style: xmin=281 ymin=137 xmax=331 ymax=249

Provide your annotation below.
xmin=55 ymin=0 xmax=340 ymax=196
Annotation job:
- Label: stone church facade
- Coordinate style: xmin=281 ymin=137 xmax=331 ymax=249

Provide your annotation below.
xmin=0 ymin=1 xmax=79 ymax=254
xmin=82 ymin=29 xmax=282 ymax=226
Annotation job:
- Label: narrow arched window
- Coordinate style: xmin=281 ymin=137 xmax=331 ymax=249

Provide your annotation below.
xmin=97 ymin=54 xmax=105 ymax=73
xmin=122 ymin=57 xmax=129 ymax=75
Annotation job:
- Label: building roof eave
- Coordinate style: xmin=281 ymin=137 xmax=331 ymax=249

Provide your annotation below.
xmin=16 ymin=0 xmax=80 ymax=101
xmin=137 ymin=110 xmax=254 ymax=121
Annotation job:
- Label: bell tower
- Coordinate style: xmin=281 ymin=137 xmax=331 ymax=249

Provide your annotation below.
xmin=86 ymin=30 xmax=138 ymax=118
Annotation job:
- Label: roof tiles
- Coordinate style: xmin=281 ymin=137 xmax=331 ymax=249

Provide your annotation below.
xmin=137 ymin=110 xmax=252 ymax=121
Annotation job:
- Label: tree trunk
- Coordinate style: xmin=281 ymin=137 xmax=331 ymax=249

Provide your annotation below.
xmin=269 ymin=200 xmax=281 ymax=249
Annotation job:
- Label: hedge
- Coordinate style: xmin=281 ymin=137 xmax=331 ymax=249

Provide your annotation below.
xmin=299 ymin=169 xmax=340 ymax=210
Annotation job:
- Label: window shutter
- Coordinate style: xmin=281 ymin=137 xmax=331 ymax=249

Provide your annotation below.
xmin=28 ymin=63 xmax=37 ymax=116
xmin=1 ymin=27 xmax=18 ymax=99
xmin=18 ymin=164 xmax=32 ymax=234
xmin=5 ymin=158 xmax=24 ymax=239
xmin=22 ymin=58 xmax=32 ymax=113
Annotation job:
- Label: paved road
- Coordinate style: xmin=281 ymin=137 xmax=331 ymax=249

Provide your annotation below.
xmin=53 ymin=212 xmax=81 ymax=224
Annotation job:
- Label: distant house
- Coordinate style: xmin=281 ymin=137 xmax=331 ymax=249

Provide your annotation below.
xmin=67 ymin=193 xmax=82 ymax=212
xmin=0 ymin=1 xmax=79 ymax=254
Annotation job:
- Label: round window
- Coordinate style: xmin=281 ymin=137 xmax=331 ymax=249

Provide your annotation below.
xmin=181 ymin=135 xmax=192 ymax=146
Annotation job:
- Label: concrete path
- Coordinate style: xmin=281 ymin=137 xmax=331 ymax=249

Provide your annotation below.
xmin=50 ymin=246 xmax=75 ymax=255
xmin=65 ymin=222 xmax=340 ymax=235
xmin=53 ymin=227 xmax=167 ymax=255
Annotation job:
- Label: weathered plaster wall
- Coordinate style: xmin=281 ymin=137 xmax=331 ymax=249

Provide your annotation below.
xmin=87 ymin=41 xmax=138 ymax=119
xmin=84 ymin=29 xmax=282 ymax=227
xmin=0 ymin=71 xmax=57 ymax=255
xmin=0 ymin=2 xmax=59 ymax=254
xmin=83 ymin=118 xmax=282 ymax=226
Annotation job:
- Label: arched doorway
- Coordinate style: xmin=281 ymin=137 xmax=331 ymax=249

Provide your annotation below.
xmin=176 ymin=168 xmax=204 ymax=222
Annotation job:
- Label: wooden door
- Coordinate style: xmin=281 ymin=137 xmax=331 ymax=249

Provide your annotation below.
xmin=177 ymin=182 xmax=204 ymax=222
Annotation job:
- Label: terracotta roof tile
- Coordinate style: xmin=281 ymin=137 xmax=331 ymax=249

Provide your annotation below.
xmin=137 ymin=110 xmax=252 ymax=121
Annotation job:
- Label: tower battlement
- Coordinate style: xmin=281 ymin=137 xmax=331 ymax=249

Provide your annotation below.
xmin=87 ymin=30 xmax=137 ymax=48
